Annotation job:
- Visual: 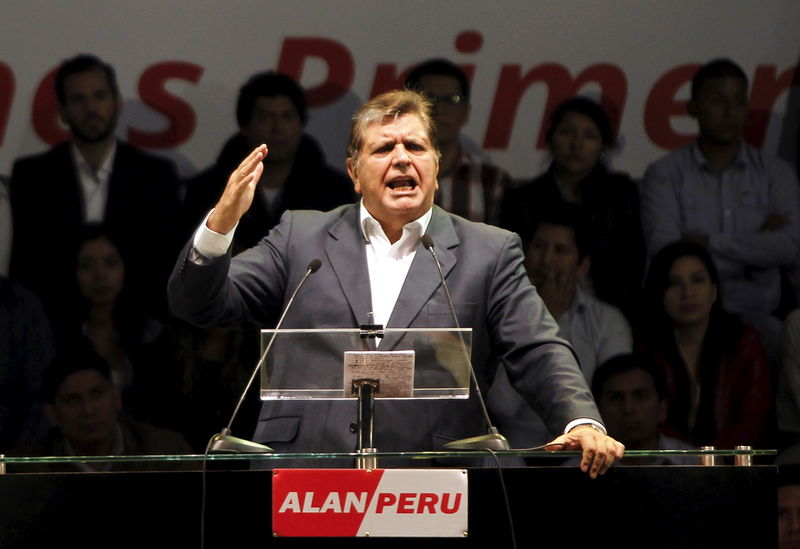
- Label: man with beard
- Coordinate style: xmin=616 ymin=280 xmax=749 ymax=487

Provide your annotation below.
xmin=9 ymin=54 xmax=180 ymax=324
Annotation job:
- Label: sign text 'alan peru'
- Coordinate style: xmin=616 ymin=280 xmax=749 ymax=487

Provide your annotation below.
xmin=272 ymin=468 xmax=468 ymax=538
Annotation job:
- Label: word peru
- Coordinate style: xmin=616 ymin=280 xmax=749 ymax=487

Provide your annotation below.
xmin=272 ymin=468 xmax=468 ymax=537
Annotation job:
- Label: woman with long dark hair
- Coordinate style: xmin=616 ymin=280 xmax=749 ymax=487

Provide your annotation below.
xmin=637 ymin=241 xmax=773 ymax=448
xmin=63 ymin=224 xmax=163 ymax=420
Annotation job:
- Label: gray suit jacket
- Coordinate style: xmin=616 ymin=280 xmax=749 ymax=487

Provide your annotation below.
xmin=168 ymin=204 xmax=601 ymax=454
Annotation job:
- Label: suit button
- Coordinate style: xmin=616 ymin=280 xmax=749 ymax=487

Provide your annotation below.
xmin=349 ymin=422 xmax=358 ymax=433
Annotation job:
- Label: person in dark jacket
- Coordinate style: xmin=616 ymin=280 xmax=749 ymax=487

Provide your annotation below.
xmin=181 ymin=71 xmax=355 ymax=255
xmin=499 ymin=97 xmax=644 ymax=320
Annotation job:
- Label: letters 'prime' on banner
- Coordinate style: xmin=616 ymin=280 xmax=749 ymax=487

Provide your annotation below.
xmin=272 ymin=469 xmax=468 ymax=537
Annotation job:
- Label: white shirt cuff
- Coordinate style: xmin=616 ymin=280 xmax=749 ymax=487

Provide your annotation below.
xmin=564 ymin=418 xmax=606 ymax=435
xmin=191 ymin=209 xmax=237 ymax=260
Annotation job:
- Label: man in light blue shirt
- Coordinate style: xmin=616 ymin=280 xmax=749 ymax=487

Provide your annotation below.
xmin=641 ymin=58 xmax=800 ymax=359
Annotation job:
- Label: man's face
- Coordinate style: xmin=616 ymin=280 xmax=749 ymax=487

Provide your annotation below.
xmin=45 ymin=369 xmax=121 ymax=451
xmin=241 ymin=96 xmax=304 ymax=164
xmin=524 ymin=223 xmax=588 ymax=288
xmin=347 ymin=114 xmax=439 ymax=228
xmin=688 ymin=75 xmax=748 ymax=146
xmin=59 ymin=67 xmax=121 ymax=144
xmin=414 ymin=74 xmax=468 ymax=148
xmin=597 ymin=368 xmax=666 ymax=449
xmin=780 ymin=485 xmax=800 ymax=549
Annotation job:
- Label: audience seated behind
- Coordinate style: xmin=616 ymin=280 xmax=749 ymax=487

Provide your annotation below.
xmin=591 ymin=353 xmax=697 ymax=465
xmin=499 ymin=96 xmax=645 ymax=321
xmin=777 ymin=309 xmax=800 ymax=457
xmin=0 ymin=176 xmax=10 ymax=278
xmin=779 ymin=464 xmax=800 ymax=549
xmin=144 ymin=321 xmax=262 ymax=453
xmin=640 ymin=58 xmax=800 ymax=363
xmin=0 ymin=276 xmax=55 ymax=452
xmin=487 ymin=202 xmax=632 ymax=449
xmin=636 ymin=240 xmax=774 ymax=449
xmin=180 ymin=70 xmax=355 ymax=255
xmin=10 ymin=339 xmax=192 ymax=472
xmin=8 ymin=54 xmax=182 ymax=324
xmin=57 ymin=224 xmax=165 ymax=424
xmin=404 ymin=58 xmax=510 ymax=225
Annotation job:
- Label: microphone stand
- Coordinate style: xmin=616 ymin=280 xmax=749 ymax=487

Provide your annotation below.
xmin=421 ymin=235 xmax=510 ymax=451
xmin=207 ymin=259 xmax=322 ymax=454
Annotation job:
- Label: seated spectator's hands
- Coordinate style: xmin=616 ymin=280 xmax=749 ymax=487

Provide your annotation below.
xmin=760 ymin=213 xmax=788 ymax=231
xmin=534 ymin=269 xmax=576 ymax=320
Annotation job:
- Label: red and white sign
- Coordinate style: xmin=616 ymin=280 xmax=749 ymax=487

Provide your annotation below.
xmin=272 ymin=468 xmax=468 ymax=537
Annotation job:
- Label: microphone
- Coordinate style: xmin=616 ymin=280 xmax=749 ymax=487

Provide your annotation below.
xmin=207 ymin=258 xmax=322 ymax=453
xmin=420 ymin=235 xmax=510 ymax=451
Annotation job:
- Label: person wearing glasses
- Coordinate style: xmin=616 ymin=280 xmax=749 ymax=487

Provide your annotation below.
xmin=405 ymin=59 xmax=510 ymax=225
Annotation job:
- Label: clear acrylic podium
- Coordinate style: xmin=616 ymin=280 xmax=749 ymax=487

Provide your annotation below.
xmin=259 ymin=328 xmax=472 ymax=467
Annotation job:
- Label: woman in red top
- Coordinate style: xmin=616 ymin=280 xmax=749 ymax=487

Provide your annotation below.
xmin=637 ymin=241 xmax=773 ymax=448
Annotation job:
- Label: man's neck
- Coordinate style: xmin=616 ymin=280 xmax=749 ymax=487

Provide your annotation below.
xmin=74 ymin=137 xmax=115 ymax=173
xmin=437 ymin=140 xmax=461 ymax=178
xmin=259 ymin=158 xmax=294 ymax=189
xmin=69 ymin=436 xmax=114 ymax=457
xmin=697 ymin=137 xmax=740 ymax=173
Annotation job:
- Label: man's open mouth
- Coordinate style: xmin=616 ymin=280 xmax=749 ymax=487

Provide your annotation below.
xmin=387 ymin=178 xmax=417 ymax=191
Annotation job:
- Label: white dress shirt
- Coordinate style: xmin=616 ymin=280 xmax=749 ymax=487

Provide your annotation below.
xmin=71 ymin=141 xmax=116 ymax=223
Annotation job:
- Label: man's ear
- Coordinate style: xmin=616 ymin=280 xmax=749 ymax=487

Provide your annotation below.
xmin=57 ymin=104 xmax=67 ymax=126
xmin=687 ymin=98 xmax=699 ymax=119
xmin=44 ymin=403 xmax=59 ymax=427
xmin=346 ymin=157 xmax=361 ymax=195
xmin=577 ymin=255 xmax=591 ymax=279
xmin=658 ymin=399 xmax=668 ymax=423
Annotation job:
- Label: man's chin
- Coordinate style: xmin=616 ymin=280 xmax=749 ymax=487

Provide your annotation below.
xmin=71 ymin=128 xmax=117 ymax=144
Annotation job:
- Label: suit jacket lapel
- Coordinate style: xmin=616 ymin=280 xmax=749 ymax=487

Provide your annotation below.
xmin=52 ymin=143 xmax=85 ymax=225
xmin=325 ymin=206 xmax=373 ymax=328
xmin=387 ymin=206 xmax=458 ymax=330
xmin=105 ymin=141 xmax=125 ymax=225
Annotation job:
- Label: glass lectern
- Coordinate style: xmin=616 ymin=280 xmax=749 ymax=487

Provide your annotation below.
xmin=259 ymin=327 xmax=472 ymax=467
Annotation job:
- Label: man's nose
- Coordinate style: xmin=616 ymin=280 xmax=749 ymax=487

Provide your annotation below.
xmin=80 ymin=398 xmax=96 ymax=416
xmin=622 ymin=396 xmax=637 ymax=414
xmin=392 ymin=146 xmax=411 ymax=167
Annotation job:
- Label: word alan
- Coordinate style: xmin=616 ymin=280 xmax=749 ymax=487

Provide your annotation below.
xmin=278 ymin=490 xmax=463 ymax=514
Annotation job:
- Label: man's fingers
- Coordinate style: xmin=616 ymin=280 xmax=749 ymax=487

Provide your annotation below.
xmin=237 ymin=144 xmax=268 ymax=180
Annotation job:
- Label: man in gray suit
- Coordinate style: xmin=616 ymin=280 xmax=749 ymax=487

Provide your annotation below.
xmin=168 ymin=90 xmax=623 ymax=477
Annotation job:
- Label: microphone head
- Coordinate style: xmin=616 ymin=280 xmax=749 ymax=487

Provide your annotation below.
xmin=307 ymin=259 xmax=322 ymax=273
xmin=421 ymin=234 xmax=434 ymax=250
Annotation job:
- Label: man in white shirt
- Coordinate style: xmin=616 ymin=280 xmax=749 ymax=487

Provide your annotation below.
xmin=169 ymin=89 xmax=623 ymax=477
xmin=487 ymin=202 xmax=632 ymax=449
xmin=9 ymin=54 xmax=180 ymax=322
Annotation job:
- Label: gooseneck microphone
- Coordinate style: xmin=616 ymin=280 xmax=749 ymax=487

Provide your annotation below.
xmin=207 ymin=258 xmax=323 ymax=453
xmin=420 ymin=235 xmax=510 ymax=451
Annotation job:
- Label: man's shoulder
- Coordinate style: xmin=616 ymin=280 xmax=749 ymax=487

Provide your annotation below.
xmin=457 ymin=150 xmax=511 ymax=182
xmin=740 ymin=143 xmax=798 ymax=181
xmin=442 ymin=207 xmax=517 ymax=245
xmin=115 ymin=141 xmax=176 ymax=172
xmin=284 ymin=203 xmax=358 ymax=231
xmin=575 ymin=290 xmax=630 ymax=327
xmin=644 ymin=143 xmax=695 ymax=178
xmin=11 ymin=142 xmax=72 ymax=173
xmin=121 ymin=417 xmax=192 ymax=454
